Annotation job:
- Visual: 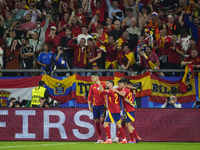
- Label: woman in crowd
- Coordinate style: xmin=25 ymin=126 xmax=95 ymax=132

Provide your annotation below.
xmin=58 ymin=12 xmax=70 ymax=38
xmin=89 ymin=14 xmax=102 ymax=36
xmin=6 ymin=38 xmax=21 ymax=76
xmin=104 ymin=17 xmax=115 ymax=36
xmin=54 ymin=45 xmax=69 ymax=76
xmin=68 ymin=13 xmax=82 ymax=37
xmin=37 ymin=43 xmax=53 ymax=75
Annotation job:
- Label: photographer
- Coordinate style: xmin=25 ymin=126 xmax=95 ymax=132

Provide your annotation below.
xmin=9 ymin=97 xmax=20 ymax=108
xmin=161 ymin=95 xmax=182 ymax=108
xmin=31 ymin=81 xmax=50 ymax=108
xmin=39 ymin=97 xmax=60 ymax=108
xmin=53 ymin=45 xmax=69 ymax=76
xmin=38 ymin=97 xmax=49 ymax=108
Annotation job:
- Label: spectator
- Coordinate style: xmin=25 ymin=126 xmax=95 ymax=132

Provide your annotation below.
xmin=110 ymin=20 xmax=124 ymax=41
xmin=116 ymin=31 xmax=129 ymax=50
xmin=95 ymin=25 xmax=108 ymax=52
xmin=187 ymin=37 xmax=199 ymax=56
xmin=4 ymin=10 xmax=16 ymax=34
xmin=58 ymin=12 xmax=70 ymax=38
xmin=89 ymin=14 xmax=102 ymax=36
xmin=11 ymin=1 xmax=25 ymax=21
xmin=68 ymin=13 xmax=82 ymax=37
xmin=138 ymin=44 xmax=164 ymax=76
xmin=74 ymin=4 xmax=89 ymax=26
xmin=21 ymin=14 xmax=36 ymax=33
xmin=27 ymin=31 xmax=43 ymax=70
xmin=3 ymin=0 xmax=15 ymax=11
xmin=6 ymin=38 xmax=20 ymax=76
xmin=97 ymin=35 xmax=117 ymax=76
xmin=8 ymin=97 xmax=20 ymax=108
xmin=60 ymin=27 xmax=73 ymax=69
xmin=77 ymin=26 xmax=93 ymax=46
xmin=158 ymin=8 xmax=167 ymax=25
xmin=37 ymin=43 xmax=53 ymax=75
xmin=11 ymin=21 xmax=26 ymax=40
xmin=87 ymin=38 xmax=102 ymax=76
xmin=179 ymin=11 xmax=191 ymax=36
xmin=54 ymin=45 xmax=69 ymax=76
xmin=132 ymin=36 xmax=146 ymax=75
xmin=104 ymin=17 xmax=115 ymax=36
xmin=163 ymin=14 xmax=181 ymax=36
xmin=59 ymin=0 xmax=71 ymax=21
xmin=3 ymin=30 xmax=22 ymax=47
xmin=126 ymin=18 xmax=141 ymax=37
xmin=32 ymin=17 xmax=49 ymax=45
xmin=161 ymin=95 xmax=182 ymax=108
xmin=91 ymin=0 xmax=106 ymax=24
xmin=122 ymin=8 xmax=134 ymax=28
xmin=45 ymin=26 xmax=60 ymax=54
xmin=123 ymin=0 xmax=137 ymax=18
xmin=20 ymin=37 xmax=34 ymax=76
xmin=41 ymin=13 xmax=56 ymax=39
xmin=181 ymin=48 xmax=200 ymax=72
xmin=0 ymin=15 xmax=4 ymax=40
xmin=167 ymin=34 xmax=184 ymax=76
xmin=135 ymin=0 xmax=153 ymax=29
xmin=152 ymin=0 xmax=163 ymax=13
xmin=43 ymin=0 xmax=58 ymax=23
xmin=105 ymin=0 xmax=124 ymax=23
xmin=175 ymin=0 xmax=186 ymax=16
xmin=21 ymin=0 xmax=30 ymax=10
xmin=68 ymin=37 xmax=87 ymax=76
xmin=178 ymin=29 xmax=191 ymax=53
xmin=23 ymin=1 xmax=42 ymax=23
xmin=0 ymin=1 xmax=6 ymax=19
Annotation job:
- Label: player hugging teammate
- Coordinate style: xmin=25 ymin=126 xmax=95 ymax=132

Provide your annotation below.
xmin=88 ymin=73 xmax=141 ymax=144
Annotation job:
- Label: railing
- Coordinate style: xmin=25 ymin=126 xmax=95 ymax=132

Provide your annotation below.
xmin=0 ymin=69 xmax=46 ymax=74
xmin=51 ymin=69 xmax=131 ymax=76
xmin=141 ymin=69 xmax=200 ymax=74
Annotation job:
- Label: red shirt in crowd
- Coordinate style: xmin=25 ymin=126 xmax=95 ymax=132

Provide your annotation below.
xmin=58 ymin=20 xmax=69 ymax=38
xmin=45 ymin=35 xmax=60 ymax=54
xmin=91 ymin=0 xmax=106 ymax=23
xmin=167 ymin=43 xmax=183 ymax=64
xmin=102 ymin=89 xmax=120 ymax=113
xmin=41 ymin=21 xmax=57 ymax=38
xmin=71 ymin=24 xmax=82 ymax=37
xmin=104 ymin=43 xmax=117 ymax=62
xmin=184 ymin=55 xmax=200 ymax=65
xmin=104 ymin=25 xmax=115 ymax=36
xmin=88 ymin=82 xmax=106 ymax=106
xmin=157 ymin=35 xmax=171 ymax=56
xmin=141 ymin=52 xmax=159 ymax=69
xmin=187 ymin=45 xmax=199 ymax=56
xmin=68 ymin=39 xmax=87 ymax=68
xmin=90 ymin=23 xmax=103 ymax=34
xmin=121 ymin=87 xmax=135 ymax=112
xmin=76 ymin=12 xmax=87 ymax=25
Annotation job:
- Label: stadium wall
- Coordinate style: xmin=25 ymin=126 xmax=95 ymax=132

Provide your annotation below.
xmin=0 ymin=108 xmax=199 ymax=142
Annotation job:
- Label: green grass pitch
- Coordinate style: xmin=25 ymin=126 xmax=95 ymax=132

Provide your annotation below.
xmin=0 ymin=142 xmax=200 ymax=150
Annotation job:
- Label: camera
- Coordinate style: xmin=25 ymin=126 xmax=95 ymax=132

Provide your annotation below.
xmin=16 ymin=22 xmax=20 ymax=25
xmin=8 ymin=55 xmax=13 ymax=61
xmin=46 ymin=98 xmax=60 ymax=107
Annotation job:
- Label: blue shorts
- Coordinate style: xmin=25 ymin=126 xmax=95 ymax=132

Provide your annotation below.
xmin=105 ymin=111 xmax=121 ymax=123
xmin=93 ymin=105 xmax=106 ymax=119
xmin=123 ymin=111 xmax=135 ymax=122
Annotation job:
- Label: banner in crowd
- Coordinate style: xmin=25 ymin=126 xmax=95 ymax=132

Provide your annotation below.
xmin=149 ymin=74 xmax=196 ymax=104
xmin=0 ymin=76 xmax=42 ymax=107
xmin=41 ymin=74 xmax=76 ymax=103
xmin=0 ymin=108 xmax=199 ymax=142
xmin=75 ymin=74 xmax=113 ymax=103
xmin=114 ymin=71 xmax=151 ymax=98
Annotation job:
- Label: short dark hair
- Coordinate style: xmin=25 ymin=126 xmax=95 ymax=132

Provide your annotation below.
xmin=9 ymin=97 xmax=16 ymax=103
xmin=21 ymin=37 xmax=29 ymax=42
xmin=77 ymin=6 xmax=83 ymax=9
xmin=120 ymin=77 xmax=129 ymax=83
xmin=96 ymin=0 xmax=102 ymax=3
xmin=191 ymin=48 xmax=198 ymax=52
xmin=180 ymin=29 xmax=187 ymax=36
xmin=107 ymin=80 xmax=114 ymax=85
xmin=118 ymin=79 xmax=126 ymax=84
xmin=92 ymin=72 xmax=100 ymax=77
xmin=80 ymin=38 xmax=86 ymax=42
xmin=38 ymin=81 xmax=45 ymax=86
xmin=108 ymin=35 xmax=114 ymax=39
xmin=112 ymin=0 xmax=118 ymax=3
xmin=40 ymin=97 xmax=46 ymax=100
xmin=126 ymin=8 xmax=133 ymax=12
xmin=36 ymin=18 xmax=42 ymax=22
xmin=66 ymin=27 xmax=72 ymax=31
xmin=190 ymin=37 xmax=196 ymax=42
xmin=123 ymin=43 xmax=130 ymax=49
xmin=82 ymin=25 xmax=88 ymax=30
xmin=146 ymin=45 xmax=153 ymax=51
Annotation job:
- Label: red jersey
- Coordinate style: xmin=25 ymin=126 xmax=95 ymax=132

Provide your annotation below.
xmin=102 ymin=89 xmax=120 ymax=113
xmin=104 ymin=43 xmax=117 ymax=62
xmin=121 ymin=88 xmax=135 ymax=112
xmin=167 ymin=43 xmax=183 ymax=64
xmin=88 ymin=82 xmax=106 ymax=106
xmin=104 ymin=25 xmax=115 ymax=36
xmin=68 ymin=39 xmax=87 ymax=68
xmin=76 ymin=12 xmax=86 ymax=25
xmin=187 ymin=46 xmax=199 ymax=56
xmin=41 ymin=21 xmax=57 ymax=38
xmin=90 ymin=23 xmax=103 ymax=34
xmin=71 ymin=24 xmax=82 ymax=37
xmin=157 ymin=36 xmax=171 ymax=56
xmin=91 ymin=0 xmax=106 ymax=23
xmin=184 ymin=55 xmax=200 ymax=65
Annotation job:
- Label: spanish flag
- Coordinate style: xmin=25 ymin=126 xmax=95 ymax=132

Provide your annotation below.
xmin=105 ymin=60 xmax=118 ymax=69
xmin=143 ymin=53 xmax=158 ymax=70
xmin=116 ymin=36 xmax=126 ymax=47
xmin=125 ymin=51 xmax=135 ymax=67
xmin=179 ymin=64 xmax=194 ymax=93
xmin=94 ymin=32 xmax=108 ymax=52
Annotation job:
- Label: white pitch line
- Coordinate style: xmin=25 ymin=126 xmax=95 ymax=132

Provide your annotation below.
xmin=0 ymin=143 xmax=78 ymax=149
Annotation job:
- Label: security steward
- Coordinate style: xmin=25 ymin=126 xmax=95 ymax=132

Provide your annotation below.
xmin=31 ymin=81 xmax=49 ymax=107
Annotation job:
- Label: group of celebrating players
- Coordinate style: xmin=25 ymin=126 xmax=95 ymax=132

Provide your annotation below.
xmin=88 ymin=73 xmax=141 ymax=144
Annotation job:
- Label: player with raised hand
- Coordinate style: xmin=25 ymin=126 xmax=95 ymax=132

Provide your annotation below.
xmin=88 ymin=73 xmax=106 ymax=143
xmin=97 ymin=80 xmax=127 ymax=144
xmin=113 ymin=79 xmax=141 ymax=144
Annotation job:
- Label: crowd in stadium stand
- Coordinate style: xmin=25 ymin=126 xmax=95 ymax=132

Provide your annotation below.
xmin=0 ymin=0 xmax=200 ymax=77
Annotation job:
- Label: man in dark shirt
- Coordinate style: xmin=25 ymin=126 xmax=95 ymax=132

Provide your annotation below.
xmin=110 ymin=20 xmax=124 ymax=41
xmin=21 ymin=37 xmax=34 ymax=76
xmin=60 ymin=27 xmax=73 ymax=69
